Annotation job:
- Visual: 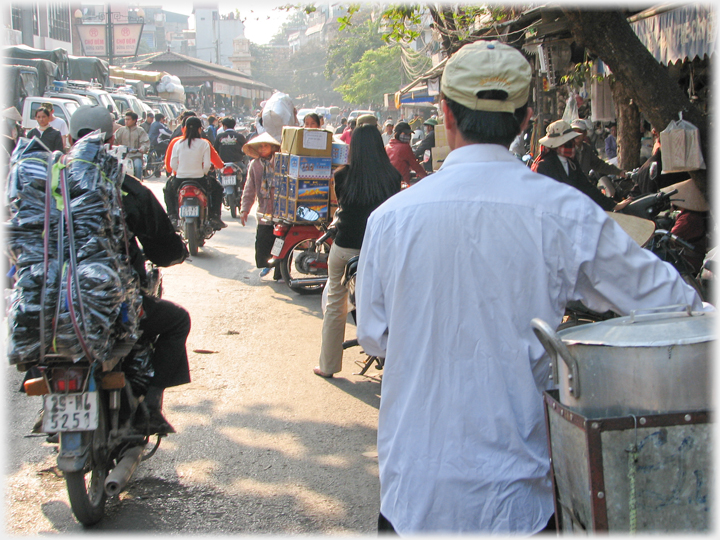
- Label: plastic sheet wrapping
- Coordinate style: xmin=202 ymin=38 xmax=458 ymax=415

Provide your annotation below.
xmin=123 ymin=344 xmax=155 ymax=395
xmin=6 ymin=131 xmax=142 ymax=366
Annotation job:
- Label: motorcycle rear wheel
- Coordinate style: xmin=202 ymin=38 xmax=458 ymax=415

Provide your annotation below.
xmin=229 ymin=196 xmax=238 ymax=218
xmin=65 ymin=467 xmax=108 ymax=526
xmin=65 ymin=402 xmax=109 ymax=526
xmin=280 ymin=238 xmax=330 ymax=294
xmin=185 ymin=221 xmax=199 ymax=256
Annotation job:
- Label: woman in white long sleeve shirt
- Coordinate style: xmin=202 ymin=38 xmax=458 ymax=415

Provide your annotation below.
xmin=170 ymin=116 xmax=211 ymax=179
xmin=168 ymin=116 xmax=225 ymax=229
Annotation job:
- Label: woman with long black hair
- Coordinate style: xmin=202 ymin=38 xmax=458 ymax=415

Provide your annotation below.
xmin=169 ymin=116 xmax=225 ymax=229
xmin=314 ymin=121 xmax=402 ymax=378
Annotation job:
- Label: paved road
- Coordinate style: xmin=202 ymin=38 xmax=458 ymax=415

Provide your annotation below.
xmin=4 ymin=175 xmax=383 ymax=533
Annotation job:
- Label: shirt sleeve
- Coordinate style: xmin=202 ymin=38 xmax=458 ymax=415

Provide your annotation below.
xmin=240 ymin=159 xmax=260 ymax=215
xmin=138 ymin=128 xmax=150 ymax=153
xmin=589 ymin=150 xmax=622 ymax=176
xmin=356 ymin=212 xmax=390 ymax=357
xmin=202 ymin=140 xmax=212 ymax=174
xmin=165 ymin=138 xmax=178 ymax=174
xmin=209 ymin=143 xmax=224 ymax=169
xmin=571 ymin=213 xmax=706 ymax=315
xmin=404 ymin=144 xmax=427 ymax=179
xmin=169 ymin=140 xmax=180 ymax=174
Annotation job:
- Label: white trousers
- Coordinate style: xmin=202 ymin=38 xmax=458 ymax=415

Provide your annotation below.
xmin=318 ymin=244 xmax=360 ymax=374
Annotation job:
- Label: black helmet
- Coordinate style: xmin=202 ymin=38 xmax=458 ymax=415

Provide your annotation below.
xmin=70 ymin=105 xmax=115 ymax=142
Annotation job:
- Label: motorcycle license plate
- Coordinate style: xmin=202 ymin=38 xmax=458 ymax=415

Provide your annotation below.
xmin=270 ymin=237 xmax=284 ymax=257
xmin=221 ymin=175 xmax=236 ymax=186
xmin=42 ymin=392 xmax=99 ymax=432
xmin=180 ymin=205 xmax=200 ymax=218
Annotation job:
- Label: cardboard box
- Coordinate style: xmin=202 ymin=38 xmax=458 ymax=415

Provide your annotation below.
xmin=288 ymin=178 xmax=331 ymax=201
xmin=331 ymin=142 xmax=350 ymax=165
xmin=273 ymin=153 xmax=290 ymax=176
xmin=293 ymin=201 xmax=329 ymax=222
xmin=432 ymin=145 xmax=451 ymax=171
xmin=276 ymin=176 xmax=288 ymax=197
xmin=434 ymin=123 xmax=448 ymax=148
xmin=281 ymin=127 xmax=333 ymax=157
xmin=288 ymin=155 xmax=332 ymax=180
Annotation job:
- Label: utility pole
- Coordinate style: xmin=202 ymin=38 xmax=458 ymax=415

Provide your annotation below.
xmin=106 ymin=4 xmax=113 ymax=66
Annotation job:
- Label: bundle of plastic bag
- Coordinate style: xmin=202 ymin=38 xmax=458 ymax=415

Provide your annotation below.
xmin=660 ymin=114 xmax=706 ymax=173
xmin=6 ymin=131 xmax=142 ymax=365
xmin=262 ymin=92 xmax=297 ymax=142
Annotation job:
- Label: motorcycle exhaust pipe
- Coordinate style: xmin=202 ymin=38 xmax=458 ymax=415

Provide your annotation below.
xmin=104 ymin=445 xmax=145 ymax=496
xmin=289 ymin=277 xmax=328 ymax=288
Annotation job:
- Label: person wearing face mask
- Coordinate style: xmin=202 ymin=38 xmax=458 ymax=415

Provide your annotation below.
xmin=534 ymin=120 xmax=628 ymax=212
xmin=414 ymin=117 xmax=437 ymax=172
xmin=239 ymin=132 xmax=283 ymax=279
xmin=385 ymin=121 xmax=427 ymax=185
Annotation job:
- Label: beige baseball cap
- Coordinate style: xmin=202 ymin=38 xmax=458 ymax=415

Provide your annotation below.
xmin=441 ymin=40 xmax=532 ymax=113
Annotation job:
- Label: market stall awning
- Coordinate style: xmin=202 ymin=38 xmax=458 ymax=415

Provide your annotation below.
xmin=125 ymin=51 xmax=272 ymax=95
xmin=629 ymin=4 xmax=715 ymax=65
xmin=398 ymin=85 xmax=436 ymax=106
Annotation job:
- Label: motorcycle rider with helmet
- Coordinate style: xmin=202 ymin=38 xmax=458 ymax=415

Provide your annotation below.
xmin=68 ymin=105 xmax=191 ymax=435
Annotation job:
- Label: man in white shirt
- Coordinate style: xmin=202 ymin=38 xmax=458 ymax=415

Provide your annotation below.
xmin=42 ymin=102 xmax=69 ymax=149
xmin=381 ymin=120 xmax=394 ymax=146
xmin=356 ymin=40 xmax=707 ymax=535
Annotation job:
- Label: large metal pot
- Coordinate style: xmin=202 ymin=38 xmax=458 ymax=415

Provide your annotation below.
xmin=532 ymin=306 xmax=714 ymax=418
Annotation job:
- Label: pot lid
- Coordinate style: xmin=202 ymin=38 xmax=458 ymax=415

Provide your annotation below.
xmin=557 ymin=308 xmax=715 ymax=347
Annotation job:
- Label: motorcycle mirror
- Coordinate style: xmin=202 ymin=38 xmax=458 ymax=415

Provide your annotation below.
xmin=296 ymin=207 xmax=320 ymax=222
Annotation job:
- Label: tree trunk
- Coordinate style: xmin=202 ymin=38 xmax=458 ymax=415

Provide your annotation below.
xmin=610 ymin=79 xmax=642 ymax=170
xmin=561 ymin=9 xmax=710 ymax=199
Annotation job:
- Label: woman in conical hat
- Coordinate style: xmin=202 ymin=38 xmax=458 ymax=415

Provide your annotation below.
xmin=239 ymin=131 xmax=282 ymax=278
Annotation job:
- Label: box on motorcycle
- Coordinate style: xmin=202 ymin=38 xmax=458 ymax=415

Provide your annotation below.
xmin=271 ymin=150 xmax=332 ymax=223
xmin=5 ymin=131 xmax=143 ymax=368
xmin=280 ymin=126 xmax=332 ymax=157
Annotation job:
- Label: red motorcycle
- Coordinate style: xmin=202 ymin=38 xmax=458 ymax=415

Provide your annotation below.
xmin=177 ymin=178 xmax=216 ymax=256
xmin=269 ymin=211 xmax=333 ymax=294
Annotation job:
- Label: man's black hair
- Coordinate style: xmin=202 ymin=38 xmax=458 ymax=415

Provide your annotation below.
xmin=155 ymin=113 xmax=165 ymax=121
xmin=443 ymin=91 xmax=528 ymax=147
xmin=222 ymin=117 xmax=236 ymax=129
xmin=181 ymin=111 xmax=197 ymax=127
xmin=125 ymin=111 xmax=139 ymax=122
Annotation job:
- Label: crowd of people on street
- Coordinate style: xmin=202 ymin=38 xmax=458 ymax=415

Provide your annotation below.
xmin=4 ymin=35 xmax=712 ymax=536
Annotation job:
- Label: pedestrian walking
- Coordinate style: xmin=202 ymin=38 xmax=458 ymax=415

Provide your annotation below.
xmin=239 ymin=132 xmax=283 ymax=279
xmin=313 ymin=123 xmax=401 ymax=378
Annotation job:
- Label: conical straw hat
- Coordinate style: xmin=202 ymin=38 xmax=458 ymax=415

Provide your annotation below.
xmin=660 ymin=179 xmax=709 ymax=212
xmin=606 ymin=212 xmax=656 ymax=246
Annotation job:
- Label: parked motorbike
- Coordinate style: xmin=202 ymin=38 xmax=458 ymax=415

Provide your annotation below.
xmin=269 ymin=208 xmax=332 ymax=294
xmin=177 ymin=177 xmax=216 ymax=256
xmin=562 ymin=187 xmax=709 ymax=328
xmin=218 ymin=161 xmax=246 ymax=218
xmin=592 ymin=167 xmax=639 ymax=202
xmin=22 ymin=265 xmax=165 ymax=526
